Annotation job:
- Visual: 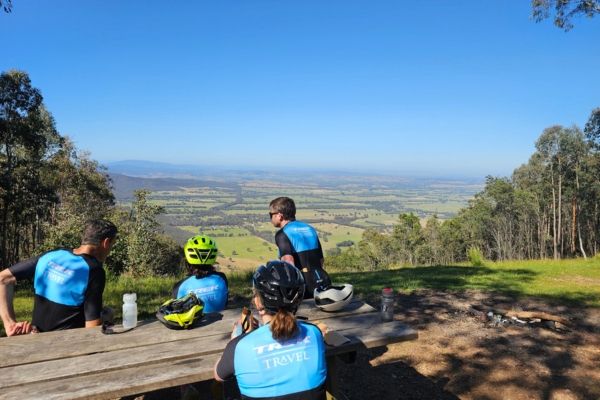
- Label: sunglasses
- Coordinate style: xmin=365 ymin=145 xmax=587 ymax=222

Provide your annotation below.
xmin=269 ymin=211 xmax=280 ymax=218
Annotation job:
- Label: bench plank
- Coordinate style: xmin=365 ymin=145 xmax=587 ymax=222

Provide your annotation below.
xmin=0 ymin=354 xmax=221 ymax=400
xmin=0 ymin=335 xmax=227 ymax=389
xmin=0 ymin=312 xmax=237 ymax=368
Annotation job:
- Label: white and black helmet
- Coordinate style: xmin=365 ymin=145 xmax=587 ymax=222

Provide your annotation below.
xmin=314 ymin=284 xmax=353 ymax=312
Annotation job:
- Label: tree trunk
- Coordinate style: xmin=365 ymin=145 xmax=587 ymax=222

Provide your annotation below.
xmin=571 ymin=196 xmax=577 ymax=255
xmin=557 ymin=173 xmax=562 ymax=259
xmin=551 ymin=173 xmax=558 ymax=260
xmin=578 ymin=222 xmax=587 ymax=259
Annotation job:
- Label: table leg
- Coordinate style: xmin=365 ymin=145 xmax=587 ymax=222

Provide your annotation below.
xmin=326 ymin=355 xmax=340 ymax=400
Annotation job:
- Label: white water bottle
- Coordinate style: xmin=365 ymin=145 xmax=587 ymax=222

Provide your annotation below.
xmin=122 ymin=293 xmax=138 ymax=329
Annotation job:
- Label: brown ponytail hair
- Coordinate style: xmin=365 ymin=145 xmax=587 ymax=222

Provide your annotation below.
xmin=185 ymin=261 xmax=215 ymax=279
xmin=270 ymin=308 xmax=299 ymax=341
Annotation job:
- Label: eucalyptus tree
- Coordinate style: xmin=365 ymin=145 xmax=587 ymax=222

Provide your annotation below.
xmin=0 ymin=0 xmax=11 ymax=13
xmin=535 ymin=126 xmax=566 ymax=259
xmin=391 ymin=213 xmax=424 ymax=266
xmin=0 ymin=70 xmax=61 ymax=265
xmin=513 ymin=155 xmax=551 ymax=259
xmin=582 ymin=108 xmax=600 ymax=255
xmin=532 ymin=0 xmax=600 ymax=30
xmin=41 ymin=138 xmax=115 ymax=251
xmin=558 ymin=127 xmax=588 ymax=257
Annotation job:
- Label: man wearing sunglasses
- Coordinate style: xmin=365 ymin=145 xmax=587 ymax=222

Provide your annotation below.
xmin=269 ymin=197 xmax=330 ymax=298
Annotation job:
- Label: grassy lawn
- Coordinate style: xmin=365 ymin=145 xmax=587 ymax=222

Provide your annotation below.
xmin=3 ymin=257 xmax=599 ymax=336
xmin=331 ymin=257 xmax=600 ymax=307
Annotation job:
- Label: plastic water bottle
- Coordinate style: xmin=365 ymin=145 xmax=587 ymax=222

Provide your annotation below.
xmin=381 ymin=287 xmax=395 ymax=322
xmin=122 ymin=293 xmax=138 ymax=329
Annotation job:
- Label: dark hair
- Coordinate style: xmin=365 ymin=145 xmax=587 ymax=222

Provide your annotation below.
xmin=185 ymin=261 xmax=215 ymax=278
xmin=81 ymin=219 xmax=118 ymax=245
xmin=270 ymin=308 xmax=299 ymax=341
xmin=269 ymin=197 xmax=296 ymax=220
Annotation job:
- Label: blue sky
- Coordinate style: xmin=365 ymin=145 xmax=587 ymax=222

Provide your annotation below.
xmin=2 ymin=1 xmax=599 ymax=178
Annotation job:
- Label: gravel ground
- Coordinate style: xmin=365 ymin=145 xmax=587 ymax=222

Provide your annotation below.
xmin=338 ymin=290 xmax=600 ymax=400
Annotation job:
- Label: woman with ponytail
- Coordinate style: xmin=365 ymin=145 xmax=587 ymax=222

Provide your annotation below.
xmin=214 ymin=261 xmax=327 ymax=400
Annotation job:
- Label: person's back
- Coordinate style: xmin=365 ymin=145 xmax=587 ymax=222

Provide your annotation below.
xmin=173 ymin=271 xmax=228 ymax=313
xmin=173 ymin=235 xmax=228 ymax=313
xmin=215 ymin=261 xmax=327 ymax=400
xmin=230 ymin=321 xmax=326 ymax=399
xmin=280 ymin=220 xmax=323 ymax=268
xmin=270 ymin=197 xmax=327 ymax=298
xmin=0 ymin=219 xmax=118 ymax=335
xmin=30 ymin=249 xmax=105 ymax=331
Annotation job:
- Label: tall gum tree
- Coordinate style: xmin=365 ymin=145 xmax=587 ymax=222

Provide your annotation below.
xmin=0 ymin=70 xmax=61 ymax=266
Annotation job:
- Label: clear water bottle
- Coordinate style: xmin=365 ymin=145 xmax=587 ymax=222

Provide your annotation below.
xmin=381 ymin=287 xmax=395 ymax=322
xmin=122 ymin=293 xmax=138 ymax=329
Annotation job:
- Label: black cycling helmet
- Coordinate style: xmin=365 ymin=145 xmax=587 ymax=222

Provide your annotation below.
xmin=252 ymin=261 xmax=305 ymax=314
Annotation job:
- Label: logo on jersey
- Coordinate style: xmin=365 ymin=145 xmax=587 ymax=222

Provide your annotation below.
xmin=253 ymin=335 xmax=313 ymax=369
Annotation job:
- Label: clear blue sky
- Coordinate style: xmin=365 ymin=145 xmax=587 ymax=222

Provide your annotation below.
xmin=2 ymin=1 xmax=599 ymax=178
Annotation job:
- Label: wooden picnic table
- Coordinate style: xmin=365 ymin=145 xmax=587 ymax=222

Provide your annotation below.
xmin=0 ymin=298 xmax=417 ymax=400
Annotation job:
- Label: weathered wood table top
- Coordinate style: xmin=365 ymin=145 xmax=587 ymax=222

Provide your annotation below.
xmin=0 ymin=298 xmax=417 ymax=400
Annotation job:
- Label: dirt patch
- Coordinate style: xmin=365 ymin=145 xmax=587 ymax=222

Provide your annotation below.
xmin=338 ymin=290 xmax=600 ymax=400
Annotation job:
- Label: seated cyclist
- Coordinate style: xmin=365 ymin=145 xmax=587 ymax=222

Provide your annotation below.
xmin=172 ymin=235 xmax=228 ymax=313
xmin=214 ymin=260 xmax=327 ymax=400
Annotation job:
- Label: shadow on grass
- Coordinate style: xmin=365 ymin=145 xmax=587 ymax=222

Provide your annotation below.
xmin=331 ymin=265 xmax=537 ymax=293
xmin=330 ymin=265 xmax=600 ymax=308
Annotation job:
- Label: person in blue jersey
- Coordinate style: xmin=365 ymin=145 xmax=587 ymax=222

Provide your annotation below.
xmin=214 ymin=261 xmax=327 ymax=400
xmin=172 ymin=235 xmax=228 ymax=313
xmin=269 ymin=197 xmax=331 ymax=299
xmin=0 ymin=219 xmax=117 ymax=336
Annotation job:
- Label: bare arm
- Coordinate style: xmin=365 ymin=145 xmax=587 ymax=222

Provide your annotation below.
xmin=85 ymin=319 xmax=101 ymax=328
xmin=280 ymin=254 xmax=295 ymax=265
xmin=0 ymin=269 xmax=17 ymax=325
xmin=0 ymin=268 xmax=32 ymax=336
xmin=213 ymin=357 xmax=225 ymax=382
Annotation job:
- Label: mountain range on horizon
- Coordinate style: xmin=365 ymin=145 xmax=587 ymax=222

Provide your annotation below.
xmin=105 ymin=159 xmax=486 ymax=183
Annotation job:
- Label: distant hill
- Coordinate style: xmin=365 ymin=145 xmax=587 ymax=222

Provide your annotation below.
xmin=109 ymin=173 xmax=239 ymax=201
xmin=105 ymin=160 xmax=483 ymax=190
xmin=106 ymin=160 xmax=218 ymax=178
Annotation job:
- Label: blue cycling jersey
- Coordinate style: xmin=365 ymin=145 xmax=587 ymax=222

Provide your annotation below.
xmin=175 ymin=273 xmax=228 ymax=313
xmin=280 ymin=221 xmax=320 ymax=254
xmin=9 ymin=249 xmax=105 ymax=332
xmin=34 ymin=249 xmax=91 ymax=306
xmin=218 ymin=321 xmax=327 ymax=399
xmin=275 ymin=221 xmax=326 ymax=298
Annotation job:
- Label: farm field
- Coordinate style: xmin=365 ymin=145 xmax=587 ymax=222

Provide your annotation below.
xmin=114 ymin=173 xmax=482 ymax=269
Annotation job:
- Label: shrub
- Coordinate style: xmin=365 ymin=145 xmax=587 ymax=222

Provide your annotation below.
xmin=467 ymin=246 xmax=485 ymax=267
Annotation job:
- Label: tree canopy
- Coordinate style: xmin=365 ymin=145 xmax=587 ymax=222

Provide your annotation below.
xmin=532 ymin=0 xmax=600 ymax=30
xmin=0 ymin=0 xmax=11 ymax=13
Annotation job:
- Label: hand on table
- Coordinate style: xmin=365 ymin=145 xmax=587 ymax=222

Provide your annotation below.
xmin=6 ymin=320 xmax=37 ymax=336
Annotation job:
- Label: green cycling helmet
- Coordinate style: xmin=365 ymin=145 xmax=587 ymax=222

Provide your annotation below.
xmin=184 ymin=235 xmax=218 ymax=265
xmin=156 ymin=292 xmax=204 ymax=330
